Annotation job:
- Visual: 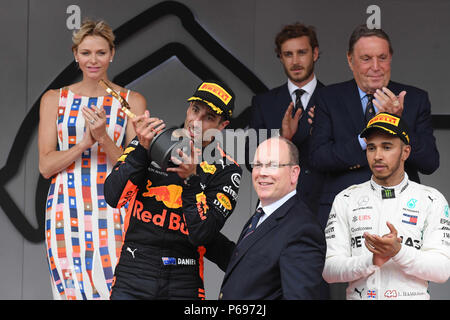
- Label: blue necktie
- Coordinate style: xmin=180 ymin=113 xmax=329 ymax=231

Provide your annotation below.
xmin=241 ymin=207 xmax=265 ymax=240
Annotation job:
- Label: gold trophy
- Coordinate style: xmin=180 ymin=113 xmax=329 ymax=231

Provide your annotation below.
xmin=99 ymin=79 xmax=189 ymax=170
xmin=98 ymin=79 xmax=136 ymax=119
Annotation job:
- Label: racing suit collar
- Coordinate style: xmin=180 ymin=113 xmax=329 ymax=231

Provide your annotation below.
xmin=369 ymin=173 xmax=409 ymax=199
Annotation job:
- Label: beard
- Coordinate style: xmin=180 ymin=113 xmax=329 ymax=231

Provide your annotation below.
xmin=370 ymin=158 xmax=403 ymax=185
xmin=285 ymin=62 xmax=314 ymax=85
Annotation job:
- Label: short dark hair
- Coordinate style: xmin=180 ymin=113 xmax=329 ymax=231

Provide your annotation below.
xmin=188 ymin=100 xmax=229 ymax=124
xmin=365 ymin=127 xmax=407 ymax=147
xmin=348 ymin=24 xmax=393 ymax=55
xmin=275 ymin=23 xmax=319 ymax=58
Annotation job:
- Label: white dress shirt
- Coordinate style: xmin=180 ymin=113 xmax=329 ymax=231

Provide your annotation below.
xmin=256 ymin=190 xmax=297 ymax=228
xmin=287 ymin=75 xmax=317 ymax=110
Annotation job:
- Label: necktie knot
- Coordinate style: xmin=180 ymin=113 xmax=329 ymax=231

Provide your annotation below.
xmin=295 ymin=88 xmax=306 ymax=98
xmin=254 ymin=207 xmax=264 ymax=220
xmin=241 ymin=208 xmax=265 ymax=240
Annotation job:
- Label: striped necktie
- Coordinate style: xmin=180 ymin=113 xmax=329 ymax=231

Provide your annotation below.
xmin=241 ymin=207 xmax=265 ymax=240
xmin=293 ymin=89 xmax=306 ymax=116
xmin=365 ymin=94 xmax=375 ymax=123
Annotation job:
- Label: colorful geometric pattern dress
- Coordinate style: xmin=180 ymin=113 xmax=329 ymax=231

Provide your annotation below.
xmin=45 ymin=87 xmax=129 ymax=299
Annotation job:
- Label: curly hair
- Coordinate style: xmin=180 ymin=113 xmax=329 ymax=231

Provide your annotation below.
xmin=274 ymin=23 xmax=319 ymax=58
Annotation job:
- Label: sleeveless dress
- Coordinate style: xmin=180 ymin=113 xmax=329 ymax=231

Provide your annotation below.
xmin=45 ymin=87 xmax=129 ymax=299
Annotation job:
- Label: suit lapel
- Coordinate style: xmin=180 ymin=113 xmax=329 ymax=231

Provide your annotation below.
xmin=236 ymin=217 xmax=252 ymax=244
xmin=293 ymin=80 xmax=324 ymax=142
xmin=305 ymin=80 xmax=324 ymax=110
xmin=344 ymin=79 xmax=366 ymax=133
xmin=267 ymin=84 xmax=291 ymax=129
xmin=222 ymin=195 xmax=297 ymax=284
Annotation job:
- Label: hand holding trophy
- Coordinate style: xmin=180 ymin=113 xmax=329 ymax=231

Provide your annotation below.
xmin=99 ymin=79 xmax=188 ymax=170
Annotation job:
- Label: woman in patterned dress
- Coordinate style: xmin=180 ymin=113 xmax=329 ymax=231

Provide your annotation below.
xmin=38 ymin=19 xmax=146 ymax=299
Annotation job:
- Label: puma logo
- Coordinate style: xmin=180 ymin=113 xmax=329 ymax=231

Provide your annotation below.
xmin=355 ymin=287 xmax=364 ymax=299
xmin=127 ymin=247 xmax=137 ymax=259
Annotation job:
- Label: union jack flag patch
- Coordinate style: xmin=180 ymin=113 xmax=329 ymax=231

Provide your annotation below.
xmin=367 ymin=290 xmax=376 ymax=299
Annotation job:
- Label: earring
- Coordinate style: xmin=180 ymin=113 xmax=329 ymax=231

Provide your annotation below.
xmin=110 ymin=59 xmax=113 ymax=63
xmin=75 ymin=59 xmax=78 ymax=63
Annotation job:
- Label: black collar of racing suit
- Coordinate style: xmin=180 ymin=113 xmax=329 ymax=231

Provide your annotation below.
xmin=369 ymin=173 xmax=409 ymax=200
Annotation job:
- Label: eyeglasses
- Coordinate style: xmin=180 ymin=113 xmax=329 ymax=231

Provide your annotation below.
xmin=251 ymin=162 xmax=296 ymax=170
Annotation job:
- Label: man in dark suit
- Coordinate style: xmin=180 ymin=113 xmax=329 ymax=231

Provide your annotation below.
xmin=214 ymin=137 xmax=325 ymax=300
xmin=248 ymin=23 xmax=325 ymax=214
xmin=310 ymin=25 xmax=439 ymax=230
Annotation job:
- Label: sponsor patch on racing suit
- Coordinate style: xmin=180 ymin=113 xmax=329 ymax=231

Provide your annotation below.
xmin=104 ymin=137 xmax=242 ymax=299
xmin=323 ymin=174 xmax=450 ymax=300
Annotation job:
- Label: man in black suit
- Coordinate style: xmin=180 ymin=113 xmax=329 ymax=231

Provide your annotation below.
xmin=214 ymin=137 xmax=325 ymax=300
xmin=310 ymin=25 xmax=439 ymax=230
xmin=248 ymin=23 xmax=325 ymax=214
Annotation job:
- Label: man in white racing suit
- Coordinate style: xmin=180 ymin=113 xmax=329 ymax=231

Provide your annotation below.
xmin=323 ymin=112 xmax=450 ymax=300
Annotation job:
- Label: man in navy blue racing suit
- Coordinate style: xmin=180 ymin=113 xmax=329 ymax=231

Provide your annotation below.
xmin=104 ymin=80 xmax=242 ymax=299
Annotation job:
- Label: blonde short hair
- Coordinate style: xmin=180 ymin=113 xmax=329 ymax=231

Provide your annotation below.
xmin=72 ymin=19 xmax=115 ymax=52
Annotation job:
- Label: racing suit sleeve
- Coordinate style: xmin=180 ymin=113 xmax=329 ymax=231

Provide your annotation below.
xmin=181 ymin=164 xmax=242 ymax=246
xmin=204 ymin=232 xmax=236 ymax=272
xmin=391 ymin=192 xmax=450 ymax=283
xmin=104 ymin=137 xmax=149 ymax=209
xmin=322 ymin=192 xmax=379 ymax=283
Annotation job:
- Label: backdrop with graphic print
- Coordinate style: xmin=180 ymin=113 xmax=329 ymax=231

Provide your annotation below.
xmin=0 ymin=0 xmax=449 ymax=299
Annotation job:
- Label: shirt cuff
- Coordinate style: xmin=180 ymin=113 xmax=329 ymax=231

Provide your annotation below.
xmin=358 ymin=135 xmax=367 ymax=150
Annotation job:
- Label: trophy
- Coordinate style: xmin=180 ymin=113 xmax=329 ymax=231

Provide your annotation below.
xmin=98 ymin=79 xmax=136 ymax=119
xmin=148 ymin=127 xmax=192 ymax=170
xmin=99 ymin=79 xmax=190 ymax=170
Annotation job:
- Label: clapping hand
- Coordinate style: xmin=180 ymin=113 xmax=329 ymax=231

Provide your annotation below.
xmin=373 ymin=87 xmax=406 ymax=116
xmin=281 ymin=102 xmax=302 ymax=140
xmin=364 ymin=221 xmax=402 ymax=267
xmin=132 ymin=110 xmax=165 ymax=149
